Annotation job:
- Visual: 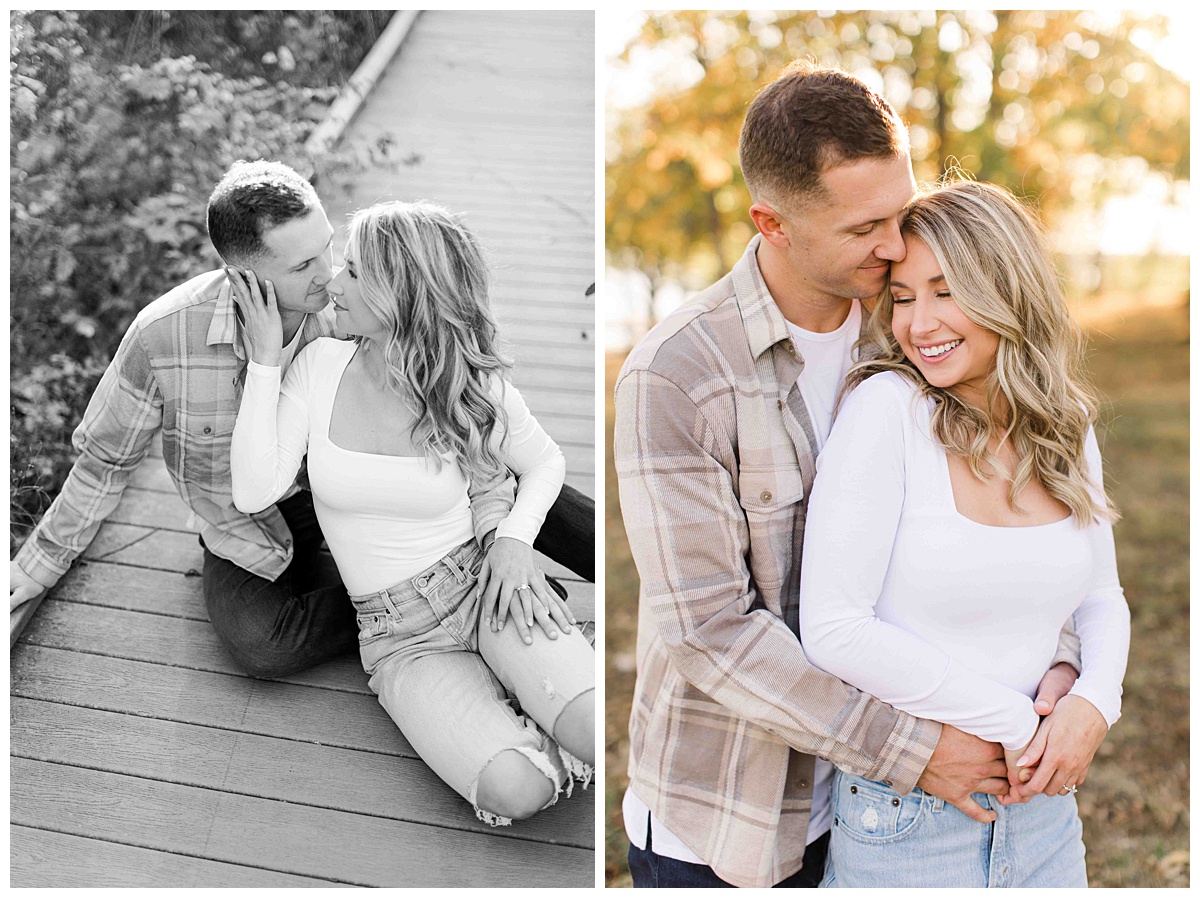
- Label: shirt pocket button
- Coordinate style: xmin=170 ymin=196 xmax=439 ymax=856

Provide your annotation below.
xmin=760 ymin=490 xmax=772 ymax=503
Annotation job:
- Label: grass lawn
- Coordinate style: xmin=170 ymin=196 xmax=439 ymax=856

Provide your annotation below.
xmin=603 ymin=302 xmax=1189 ymax=887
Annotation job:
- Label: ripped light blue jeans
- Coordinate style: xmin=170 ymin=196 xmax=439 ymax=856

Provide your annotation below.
xmin=821 ymin=770 xmax=1087 ymax=888
xmin=351 ymin=539 xmax=594 ymax=825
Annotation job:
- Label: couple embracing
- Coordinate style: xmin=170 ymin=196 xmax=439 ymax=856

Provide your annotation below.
xmin=12 ymin=161 xmax=595 ymax=827
xmin=615 ymin=62 xmax=1128 ymax=888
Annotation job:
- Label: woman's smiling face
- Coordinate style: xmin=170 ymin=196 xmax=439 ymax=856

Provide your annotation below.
xmin=889 ymin=233 xmax=1000 ymax=407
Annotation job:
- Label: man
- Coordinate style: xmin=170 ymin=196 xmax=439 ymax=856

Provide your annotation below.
xmin=11 ymin=160 xmax=592 ymax=673
xmin=614 ymin=63 xmax=1086 ymax=888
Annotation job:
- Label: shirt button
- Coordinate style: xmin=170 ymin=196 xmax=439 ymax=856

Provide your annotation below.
xmin=777 ymin=399 xmax=784 ymax=410
xmin=202 ymin=426 xmax=212 ymax=434
xmin=284 ymin=539 xmax=293 ymax=548
xmin=799 ymin=780 xmax=808 ymax=788
xmin=760 ymin=490 xmax=772 ymax=503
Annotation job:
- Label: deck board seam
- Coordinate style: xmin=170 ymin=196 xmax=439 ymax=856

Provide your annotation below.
xmin=10 ymin=819 xmax=365 ymax=887
xmin=13 ymin=644 xmax=377 ymax=698
xmin=11 ymin=753 xmax=593 ymax=849
xmin=10 ymin=692 xmax=412 ymax=756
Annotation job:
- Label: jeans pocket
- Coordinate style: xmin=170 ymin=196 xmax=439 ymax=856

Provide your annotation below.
xmin=832 ymin=773 xmax=924 ymax=844
xmin=356 ymin=611 xmax=392 ymax=645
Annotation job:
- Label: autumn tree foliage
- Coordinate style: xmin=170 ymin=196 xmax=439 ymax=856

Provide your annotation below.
xmin=606 ymin=11 xmax=1188 ymax=310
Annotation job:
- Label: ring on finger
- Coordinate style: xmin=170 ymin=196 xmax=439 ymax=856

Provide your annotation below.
xmin=1059 ymin=783 xmax=1078 ymax=796
xmin=515 ymin=584 xmax=531 ymax=592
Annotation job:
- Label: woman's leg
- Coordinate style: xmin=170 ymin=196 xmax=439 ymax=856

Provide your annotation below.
xmin=356 ymin=539 xmax=591 ymax=823
xmin=476 ymin=608 xmax=596 ymax=768
xmin=368 ymin=638 xmax=570 ymax=825
xmin=1004 ymin=793 xmax=1088 ymax=887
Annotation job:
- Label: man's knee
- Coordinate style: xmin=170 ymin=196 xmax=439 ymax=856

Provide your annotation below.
xmin=204 ymin=586 xmax=303 ymax=678
xmin=534 ymin=484 xmax=595 ymax=581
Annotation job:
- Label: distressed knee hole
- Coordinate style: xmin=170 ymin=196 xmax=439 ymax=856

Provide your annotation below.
xmin=470 ymin=748 xmax=559 ymax=823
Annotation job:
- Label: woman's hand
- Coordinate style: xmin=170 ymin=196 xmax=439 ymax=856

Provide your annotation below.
xmin=1010 ymin=694 xmax=1108 ymax=800
xmin=226 ymin=267 xmax=282 ymax=367
xmin=476 ymin=536 xmax=575 ymax=645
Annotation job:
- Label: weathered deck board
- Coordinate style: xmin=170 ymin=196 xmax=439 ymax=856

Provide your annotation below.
xmin=11 ymin=827 xmax=338 ymax=888
xmin=13 ymin=698 xmax=592 ymax=846
xmin=13 ymin=758 xmax=592 ymax=887
xmin=11 ymin=10 xmax=596 ymax=888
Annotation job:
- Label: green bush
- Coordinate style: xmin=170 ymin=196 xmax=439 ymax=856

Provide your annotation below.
xmin=9 ymin=10 xmax=390 ymax=549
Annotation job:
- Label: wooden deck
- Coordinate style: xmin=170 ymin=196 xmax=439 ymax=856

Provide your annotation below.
xmin=11 ymin=10 xmax=595 ymax=888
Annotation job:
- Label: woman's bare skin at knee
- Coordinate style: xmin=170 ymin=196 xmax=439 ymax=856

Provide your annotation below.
xmin=474 ymin=749 xmax=556 ymax=821
xmin=553 ymin=688 xmax=595 ymax=766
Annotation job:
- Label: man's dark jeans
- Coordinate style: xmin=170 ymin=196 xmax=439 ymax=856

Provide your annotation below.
xmin=202 ymin=484 xmax=595 ymax=678
xmin=627 ymin=816 xmax=830 ymax=888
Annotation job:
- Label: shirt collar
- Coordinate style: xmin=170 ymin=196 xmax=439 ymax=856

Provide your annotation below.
xmin=206 ymin=278 xmax=245 ymax=360
xmin=731 ymin=234 xmax=794 ymax=361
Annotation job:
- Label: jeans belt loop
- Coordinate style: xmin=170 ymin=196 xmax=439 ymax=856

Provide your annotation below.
xmin=378 ymin=588 xmax=402 ymax=619
xmin=443 ymin=551 xmax=467 ymax=584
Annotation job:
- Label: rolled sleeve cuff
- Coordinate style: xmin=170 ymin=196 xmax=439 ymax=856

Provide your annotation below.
xmin=14 ymin=542 xmax=68 ymax=590
xmin=1050 ymin=633 xmax=1082 ymax=675
xmin=472 ymin=496 xmax=511 ymax=547
xmin=863 ymin=713 xmax=942 ymax=796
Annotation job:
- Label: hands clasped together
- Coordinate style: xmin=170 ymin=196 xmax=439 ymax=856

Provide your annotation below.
xmin=476 ymin=536 xmax=576 ymax=646
xmin=918 ymin=662 xmax=1109 ymax=824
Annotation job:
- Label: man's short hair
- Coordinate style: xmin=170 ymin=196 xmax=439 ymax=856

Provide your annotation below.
xmin=739 ymin=61 xmax=908 ymax=208
xmin=206 ymin=160 xmax=318 ymax=263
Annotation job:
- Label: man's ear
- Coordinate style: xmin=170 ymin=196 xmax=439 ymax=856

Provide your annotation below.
xmin=749 ymin=201 xmax=790 ymax=248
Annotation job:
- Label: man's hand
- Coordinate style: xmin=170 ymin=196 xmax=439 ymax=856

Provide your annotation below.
xmin=1032 ymin=661 xmax=1079 ymax=717
xmin=1012 ymin=694 xmax=1108 ymax=799
xmin=916 ymin=724 xmax=1009 ymax=823
xmin=10 ymin=561 xmax=48 ymax=611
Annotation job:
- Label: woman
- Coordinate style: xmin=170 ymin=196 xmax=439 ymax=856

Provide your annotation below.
xmin=797 ymin=180 xmax=1129 ymax=887
xmin=228 ymin=200 xmax=594 ymax=826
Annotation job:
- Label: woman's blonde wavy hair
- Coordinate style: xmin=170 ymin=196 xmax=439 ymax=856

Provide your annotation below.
xmin=844 ymin=179 xmax=1117 ymax=526
xmin=347 ymin=200 xmax=511 ymax=484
